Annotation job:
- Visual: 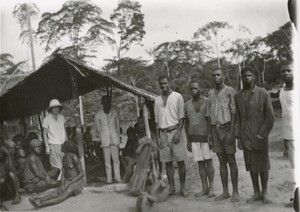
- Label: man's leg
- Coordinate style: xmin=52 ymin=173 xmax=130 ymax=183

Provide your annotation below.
xmin=8 ymin=172 xmax=21 ymax=204
xmin=177 ymin=161 xmax=188 ymax=197
xmin=227 ymin=154 xmax=240 ymax=202
xmin=111 ymin=145 xmax=121 ymax=182
xmin=195 ymin=161 xmax=208 ymax=197
xmin=260 ymin=171 xmax=271 ymax=204
xmin=215 ymin=153 xmax=230 ymax=201
xmin=103 ymin=147 xmax=112 ymax=183
xmin=165 ymin=162 xmax=175 ymax=194
xmin=205 ymin=159 xmax=215 ymax=198
xmin=247 ymin=171 xmax=261 ymax=203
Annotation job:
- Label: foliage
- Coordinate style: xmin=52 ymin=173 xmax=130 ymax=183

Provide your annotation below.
xmin=37 ymin=1 xmax=114 ymax=62
xmin=152 ymin=40 xmax=211 ymax=66
xmin=193 ymin=21 xmax=232 ymax=67
xmin=12 ymin=3 xmax=39 ymax=44
xmin=262 ymin=22 xmax=293 ymax=61
xmin=109 ymin=0 xmax=145 ymax=60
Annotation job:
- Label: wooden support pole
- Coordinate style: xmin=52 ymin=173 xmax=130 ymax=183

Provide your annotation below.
xmin=142 ymin=99 xmax=158 ymax=182
xmin=142 ymin=101 xmax=151 ymax=139
xmin=70 ymin=72 xmax=86 ymax=185
xmin=20 ymin=117 xmax=27 ymax=136
xmin=79 ymin=96 xmax=84 ymax=125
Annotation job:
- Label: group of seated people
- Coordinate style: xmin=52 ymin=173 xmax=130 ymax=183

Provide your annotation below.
xmin=0 ymin=133 xmax=84 ymax=210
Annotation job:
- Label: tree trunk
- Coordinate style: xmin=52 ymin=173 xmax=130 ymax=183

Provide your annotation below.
xmin=27 ymin=8 xmax=36 ymax=71
xmin=215 ymin=34 xmax=221 ymax=68
xmin=238 ymin=63 xmax=243 ymax=90
xmin=261 ymin=58 xmax=266 ymax=84
xmin=130 ymin=77 xmax=139 ymax=117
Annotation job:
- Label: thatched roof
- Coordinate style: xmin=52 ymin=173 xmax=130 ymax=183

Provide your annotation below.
xmin=0 ymin=54 xmax=157 ymax=121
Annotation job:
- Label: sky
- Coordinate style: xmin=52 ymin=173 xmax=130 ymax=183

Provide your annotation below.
xmin=0 ymin=0 xmax=290 ymax=71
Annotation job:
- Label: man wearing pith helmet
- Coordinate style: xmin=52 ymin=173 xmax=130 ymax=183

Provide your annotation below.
xmin=42 ymin=99 xmax=67 ymax=180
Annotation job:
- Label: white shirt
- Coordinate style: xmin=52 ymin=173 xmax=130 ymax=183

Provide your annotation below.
xmin=42 ymin=113 xmax=66 ymax=145
xmin=279 ymin=88 xmax=294 ymax=140
xmin=94 ymin=107 xmax=120 ymax=147
xmin=154 ymin=91 xmax=185 ymax=129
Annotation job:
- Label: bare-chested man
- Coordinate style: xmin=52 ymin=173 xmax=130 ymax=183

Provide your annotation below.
xmin=29 ymin=140 xmax=84 ymax=209
xmin=0 ymin=143 xmax=21 ymax=209
xmin=24 ymin=139 xmax=59 ymax=194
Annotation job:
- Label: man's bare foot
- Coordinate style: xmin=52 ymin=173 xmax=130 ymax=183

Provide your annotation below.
xmin=215 ymin=192 xmax=230 ymax=201
xmin=0 ymin=203 xmax=8 ymax=211
xmin=11 ymin=196 xmax=21 ymax=205
xmin=231 ymin=193 xmax=240 ymax=203
xmin=180 ymin=188 xmax=189 ymax=198
xmin=246 ymin=193 xmax=262 ymax=204
xmin=194 ymin=190 xmax=208 ymax=197
xmin=262 ymin=195 xmax=272 ymax=204
xmin=208 ymin=187 xmax=215 ymax=198
xmin=29 ymin=197 xmax=39 ymax=210
xmin=169 ymin=187 xmax=176 ymax=195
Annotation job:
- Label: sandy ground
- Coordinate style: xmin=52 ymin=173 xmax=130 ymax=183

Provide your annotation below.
xmin=2 ymin=117 xmax=295 ymax=212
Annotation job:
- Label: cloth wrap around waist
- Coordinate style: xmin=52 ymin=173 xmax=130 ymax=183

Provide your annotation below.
xmin=189 ymin=135 xmax=208 ymax=143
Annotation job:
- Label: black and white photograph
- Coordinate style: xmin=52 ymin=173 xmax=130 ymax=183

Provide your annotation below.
xmin=0 ymin=0 xmax=299 ymax=211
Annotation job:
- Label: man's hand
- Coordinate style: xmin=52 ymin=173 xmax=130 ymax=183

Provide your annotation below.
xmin=207 ymin=134 xmax=213 ymax=146
xmin=45 ymin=146 xmax=50 ymax=155
xmin=257 ymin=134 xmax=264 ymax=140
xmin=226 ymin=129 xmax=235 ymax=142
xmin=237 ymin=138 xmax=243 ymax=150
xmin=59 ymin=185 xmax=65 ymax=195
xmin=172 ymin=131 xmax=181 ymax=144
xmin=157 ymin=138 xmax=164 ymax=149
xmin=186 ymin=142 xmax=192 ymax=152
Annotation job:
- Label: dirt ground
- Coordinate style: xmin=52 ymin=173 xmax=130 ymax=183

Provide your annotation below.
xmin=2 ymin=117 xmax=295 ymax=212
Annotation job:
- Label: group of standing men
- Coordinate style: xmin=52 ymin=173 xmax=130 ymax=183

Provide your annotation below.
xmin=153 ymin=61 xmax=294 ymax=205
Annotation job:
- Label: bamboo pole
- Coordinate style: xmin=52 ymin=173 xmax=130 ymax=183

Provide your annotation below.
xmin=70 ymin=71 xmax=86 ymax=185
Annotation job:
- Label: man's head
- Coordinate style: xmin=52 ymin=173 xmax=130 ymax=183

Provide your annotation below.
xmin=101 ymin=95 xmax=111 ymax=111
xmin=30 ymin=139 xmax=42 ymax=155
xmin=158 ymin=75 xmax=171 ymax=94
xmin=241 ymin=66 xmax=256 ymax=87
xmin=189 ymin=81 xmax=201 ymax=98
xmin=5 ymin=140 xmax=16 ymax=156
xmin=12 ymin=134 xmax=25 ymax=150
xmin=211 ymin=67 xmax=225 ymax=86
xmin=281 ymin=61 xmax=293 ymax=84
xmin=62 ymin=140 xmax=78 ymax=155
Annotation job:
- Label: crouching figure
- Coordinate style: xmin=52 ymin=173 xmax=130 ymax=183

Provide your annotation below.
xmin=136 ymin=180 xmax=169 ymax=212
xmin=29 ymin=140 xmax=84 ymax=209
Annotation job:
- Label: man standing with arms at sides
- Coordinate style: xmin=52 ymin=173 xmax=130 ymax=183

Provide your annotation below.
xmin=235 ymin=66 xmax=274 ymax=204
xmin=94 ymin=95 xmax=121 ymax=184
xmin=154 ymin=75 xmax=188 ymax=197
xmin=43 ymin=99 xmax=67 ymax=179
xmin=206 ymin=67 xmax=240 ymax=203
xmin=279 ymin=61 xmax=298 ymax=208
xmin=185 ymin=81 xmax=215 ymax=198
xmin=279 ymin=61 xmax=294 ymax=169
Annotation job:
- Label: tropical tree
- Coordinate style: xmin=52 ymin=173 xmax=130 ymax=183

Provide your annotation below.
xmin=193 ymin=21 xmax=232 ymax=68
xmin=222 ymin=25 xmax=252 ymax=89
xmin=152 ymin=40 xmax=210 ymax=76
xmin=13 ymin=2 xmax=39 ymax=71
xmin=0 ymin=53 xmax=27 ymax=93
xmin=37 ymin=1 xmax=114 ymax=62
xmin=109 ymin=0 xmax=145 ymax=63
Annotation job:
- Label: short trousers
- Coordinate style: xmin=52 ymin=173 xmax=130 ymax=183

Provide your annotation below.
xmin=211 ymin=123 xmax=236 ymax=154
xmin=191 ymin=142 xmax=212 ymax=162
xmin=159 ymin=130 xmax=187 ymax=163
